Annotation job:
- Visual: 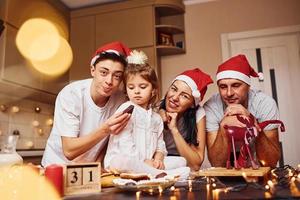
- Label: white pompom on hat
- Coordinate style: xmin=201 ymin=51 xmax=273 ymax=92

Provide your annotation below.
xmin=216 ymin=54 xmax=264 ymax=85
xmin=127 ymin=50 xmax=148 ymax=65
xmin=90 ymin=41 xmax=131 ymax=67
xmin=173 ymin=68 xmax=213 ymax=106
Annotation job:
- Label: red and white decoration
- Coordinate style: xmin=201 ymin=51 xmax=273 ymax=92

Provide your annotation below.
xmin=90 ymin=41 xmax=131 ymax=67
xmin=216 ymin=54 xmax=264 ymax=85
xmin=173 ymin=68 xmax=213 ymax=105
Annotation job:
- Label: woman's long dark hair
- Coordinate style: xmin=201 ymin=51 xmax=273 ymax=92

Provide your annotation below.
xmin=160 ymin=97 xmax=199 ymax=146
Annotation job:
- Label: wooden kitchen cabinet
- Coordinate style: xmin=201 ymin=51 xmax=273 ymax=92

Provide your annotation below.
xmin=0 ymin=0 xmax=70 ymax=104
xmin=95 ymin=6 xmax=154 ymax=49
xmin=69 ymin=0 xmax=185 ymax=85
xmin=70 ymin=16 xmax=95 ymax=81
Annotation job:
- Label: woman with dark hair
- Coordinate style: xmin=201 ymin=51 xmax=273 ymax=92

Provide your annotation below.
xmin=160 ymin=68 xmax=213 ymax=171
xmin=42 ymin=41 xmax=132 ymax=167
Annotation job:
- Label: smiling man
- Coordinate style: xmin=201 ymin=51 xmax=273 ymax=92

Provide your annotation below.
xmin=42 ymin=42 xmax=132 ymax=167
xmin=204 ymin=55 xmax=281 ymax=168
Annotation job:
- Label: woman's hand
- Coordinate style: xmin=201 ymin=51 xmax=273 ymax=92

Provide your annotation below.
xmin=103 ymin=112 xmax=131 ymax=135
xmin=166 ymin=112 xmax=178 ymax=132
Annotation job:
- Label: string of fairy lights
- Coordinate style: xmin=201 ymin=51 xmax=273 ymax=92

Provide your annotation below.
xmin=134 ymin=164 xmax=300 ymax=199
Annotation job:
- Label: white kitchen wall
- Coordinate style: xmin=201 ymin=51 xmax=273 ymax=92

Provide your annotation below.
xmin=0 ymin=93 xmax=54 ymax=150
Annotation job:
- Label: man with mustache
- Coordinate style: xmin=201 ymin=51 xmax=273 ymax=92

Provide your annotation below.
xmin=204 ymin=55 xmax=281 ymax=167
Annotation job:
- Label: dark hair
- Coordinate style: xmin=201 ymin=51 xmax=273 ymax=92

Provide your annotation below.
xmin=124 ymin=63 xmax=160 ymax=106
xmin=93 ymin=52 xmax=127 ymax=68
xmin=160 ymin=98 xmax=199 ymax=146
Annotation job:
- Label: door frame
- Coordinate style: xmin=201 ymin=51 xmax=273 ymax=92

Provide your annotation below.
xmin=221 ymin=25 xmax=300 ymax=60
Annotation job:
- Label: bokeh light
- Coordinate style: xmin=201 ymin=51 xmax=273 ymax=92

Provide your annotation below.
xmin=16 ymin=18 xmax=60 ymax=62
xmin=30 ymin=37 xmax=73 ymax=77
xmin=0 ymin=165 xmax=61 ymax=200
xmin=16 ymin=18 xmax=72 ymax=77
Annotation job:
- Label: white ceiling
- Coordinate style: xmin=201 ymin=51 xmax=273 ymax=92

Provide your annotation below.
xmin=59 ymin=0 xmax=124 ymax=9
xmin=59 ymin=0 xmax=216 ymax=9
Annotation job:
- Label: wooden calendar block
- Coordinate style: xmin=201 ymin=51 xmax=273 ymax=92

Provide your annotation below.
xmin=64 ymin=162 xmax=101 ymax=196
xmin=67 ymin=167 xmax=82 ymax=186
xmin=82 ymin=167 xmax=99 ymax=185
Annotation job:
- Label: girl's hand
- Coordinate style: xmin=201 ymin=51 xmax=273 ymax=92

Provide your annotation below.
xmin=144 ymin=159 xmax=155 ymax=167
xmin=153 ymin=159 xmax=165 ymax=170
xmin=158 ymin=109 xmax=168 ymax=123
xmin=103 ymin=112 xmax=131 ymax=135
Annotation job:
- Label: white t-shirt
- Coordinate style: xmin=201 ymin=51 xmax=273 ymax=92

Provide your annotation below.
xmin=104 ymin=101 xmax=166 ymax=169
xmin=204 ymin=89 xmax=279 ymax=133
xmin=42 ymin=79 xmax=126 ymax=167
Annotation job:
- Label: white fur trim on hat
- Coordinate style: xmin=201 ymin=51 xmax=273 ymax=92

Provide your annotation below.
xmin=174 ymin=75 xmax=201 ymax=105
xmin=192 ymin=90 xmax=200 ymax=98
xmin=216 ymin=70 xmax=251 ymax=85
xmin=105 ymin=49 xmax=120 ymax=56
xmin=90 ymin=55 xmax=100 ymax=67
xmin=90 ymin=49 xmax=121 ymax=67
xmin=258 ymin=72 xmax=264 ymax=81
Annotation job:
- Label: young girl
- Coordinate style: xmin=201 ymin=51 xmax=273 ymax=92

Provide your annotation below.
xmin=104 ymin=50 xmax=189 ymax=178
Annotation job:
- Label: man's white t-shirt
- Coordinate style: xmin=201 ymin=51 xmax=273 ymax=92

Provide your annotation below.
xmin=42 ymin=79 xmax=126 ymax=167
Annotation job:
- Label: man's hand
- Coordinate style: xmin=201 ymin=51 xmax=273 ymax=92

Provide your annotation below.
xmin=224 ymin=104 xmax=250 ymax=117
xmin=253 ymin=117 xmax=262 ymax=132
xmin=224 ymin=105 xmax=262 ymax=132
xmin=103 ymin=112 xmax=131 ymax=135
xmin=220 ymin=115 xmax=246 ymax=129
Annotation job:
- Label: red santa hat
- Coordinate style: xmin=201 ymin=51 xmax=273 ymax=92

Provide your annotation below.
xmin=90 ymin=41 xmax=131 ymax=67
xmin=173 ymin=68 xmax=213 ymax=105
xmin=216 ymin=54 xmax=263 ymax=85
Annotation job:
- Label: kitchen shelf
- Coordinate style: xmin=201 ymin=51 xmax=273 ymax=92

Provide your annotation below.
xmin=156 ymin=45 xmax=185 ymax=56
xmin=155 ymin=2 xmax=185 ymax=57
xmin=155 ymin=5 xmax=184 ymax=16
xmin=155 ymin=24 xmax=184 ymax=34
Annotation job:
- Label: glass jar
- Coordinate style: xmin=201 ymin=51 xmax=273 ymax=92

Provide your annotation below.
xmin=0 ymin=135 xmax=23 ymax=167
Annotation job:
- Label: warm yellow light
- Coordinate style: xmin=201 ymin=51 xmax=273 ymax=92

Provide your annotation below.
xmin=0 ymin=165 xmax=61 ymax=200
xmin=135 ymin=191 xmax=140 ymax=200
xmin=30 ymin=37 xmax=73 ymax=77
xmin=46 ymin=118 xmax=54 ymax=126
xmin=170 ymin=186 xmax=175 ymax=191
xmin=16 ymin=18 xmax=60 ymax=62
xmin=265 ymin=185 xmax=270 ymax=190
xmin=267 ymin=180 xmax=274 ymax=187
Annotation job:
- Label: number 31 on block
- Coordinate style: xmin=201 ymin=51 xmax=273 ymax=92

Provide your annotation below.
xmin=64 ymin=162 xmax=101 ymax=195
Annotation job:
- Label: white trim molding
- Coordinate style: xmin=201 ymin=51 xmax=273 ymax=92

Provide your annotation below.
xmin=221 ymin=24 xmax=300 ymax=61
